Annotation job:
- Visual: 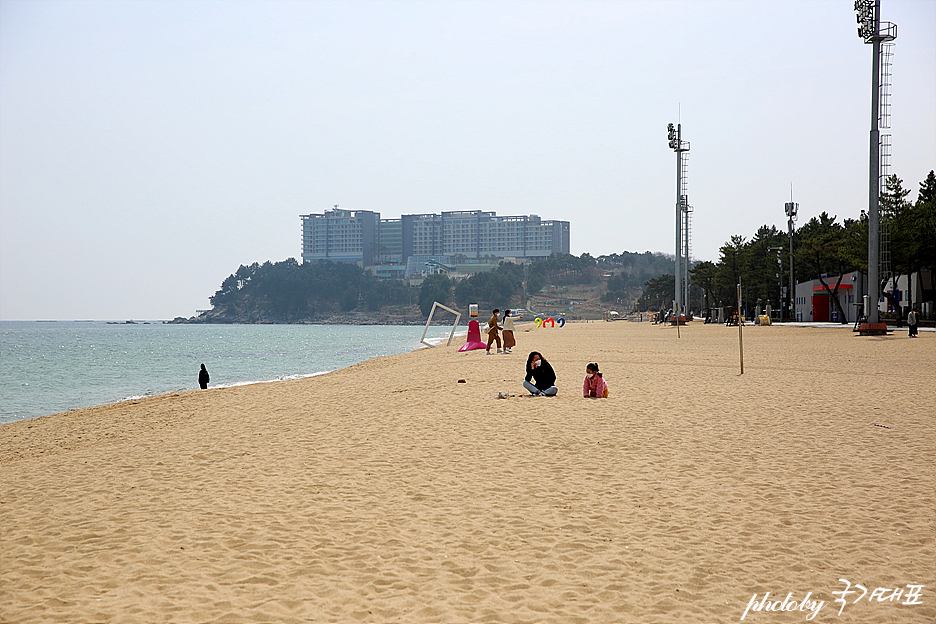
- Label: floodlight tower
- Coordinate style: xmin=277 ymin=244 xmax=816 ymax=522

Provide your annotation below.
xmin=667 ymin=122 xmax=690 ymax=316
xmin=855 ymin=0 xmax=896 ymax=325
xmin=784 ymin=199 xmax=798 ymax=320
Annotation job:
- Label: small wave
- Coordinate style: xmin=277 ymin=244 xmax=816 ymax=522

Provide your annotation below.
xmin=120 ymin=393 xmax=154 ymax=402
xmin=111 ymin=371 xmax=334 ymax=405
xmin=421 ymin=330 xmax=468 ymax=347
xmin=211 ymin=371 xmax=333 ymax=389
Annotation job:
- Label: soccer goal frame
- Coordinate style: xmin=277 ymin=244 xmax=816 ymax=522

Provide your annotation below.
xmin=420 ymin=302 xmax=462 ymax=348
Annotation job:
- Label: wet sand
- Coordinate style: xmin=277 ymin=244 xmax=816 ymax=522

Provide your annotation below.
xmin=1 ymin=321 xmax=934 ymax=623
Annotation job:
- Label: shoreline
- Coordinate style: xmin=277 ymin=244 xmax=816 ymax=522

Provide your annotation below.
xmin=2 ymin=322 xmax=933 ymax=623
xmin=1 ymin=323 xmax=467 ymax=426
xmin=2 ymin=318 xmax=929 ymax=426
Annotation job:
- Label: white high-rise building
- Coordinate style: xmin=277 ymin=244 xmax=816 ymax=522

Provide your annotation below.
xmin=301 ymin=208 xmax=570 ymax=271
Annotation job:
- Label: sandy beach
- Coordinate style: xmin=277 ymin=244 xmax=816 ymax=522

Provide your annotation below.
xmin=1 ymin=321 xmax=933 ymax=624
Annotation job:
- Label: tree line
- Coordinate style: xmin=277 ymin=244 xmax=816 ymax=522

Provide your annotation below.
xmin=418 ymin=251 xmax=679 ymax=316
xmin=416 ymin=253 xmax=600 ymax=316
xmin=202 ymin=252 xmax=628 ymax=322
xmin=207 ymin=258 xmax=415 ymax=322
xmin=679 ymin=171 xmax=935 ymax=320
xmin=202 ymin=253 xmax=605 ymax=322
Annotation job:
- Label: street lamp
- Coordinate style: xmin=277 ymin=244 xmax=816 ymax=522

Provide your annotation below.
xmin=784 ymin=200 xmax=798 ymax=321
xmin=855 ymin=0 xmax=896 ymax=326
xmin=767 ymin=246 xmax=784 ymax=321
xmin=666 ymin=122 xmax=691 ymax=319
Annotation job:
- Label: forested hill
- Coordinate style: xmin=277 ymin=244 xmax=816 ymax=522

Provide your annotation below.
xmin=172 ymin=251 xmax=676 ymax=324
xmin=178 ymin=258 xmax=418 ymax=323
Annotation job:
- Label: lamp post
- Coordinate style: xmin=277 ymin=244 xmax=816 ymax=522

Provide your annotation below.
xmin=784 ymin=201 xmax=798 ymax=321
xmin=855 ymin=0 xmax=896 ymax=324
xmin=767 ymin=246 xmax=784 ymax=320
xmin=667 ymin=122 xmax=690 ymax=319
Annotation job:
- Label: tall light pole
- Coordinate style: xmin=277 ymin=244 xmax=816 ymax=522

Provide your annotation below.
xmin=784 ymin=200 xmax=798 ymax=321
xmin=667 ymin=122 xmax=690 ymax=318
xmin=855 ymin=0 xmax=896 ymax=325
xmin=767 ymin=246 xmax=784 ymax=319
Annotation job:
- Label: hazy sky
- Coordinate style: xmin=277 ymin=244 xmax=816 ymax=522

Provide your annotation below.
xmin=1 ymin=0 xmax=934 ymax=320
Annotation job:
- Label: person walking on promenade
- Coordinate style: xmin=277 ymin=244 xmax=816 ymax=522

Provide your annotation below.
xmin=198 ymin=364 xmax=210 ymax=389
xmin=524 ymin=351 xmax=558 ymax=396
xmin=908 ymin=307 xmax=919 ymax=338
xmin=583 ymin=363 xmax=609 ymax=398
xmin=502 ymin=309 xmax=516 ymax=354
xmin=486 ymin=308 xmax=503 ymax=355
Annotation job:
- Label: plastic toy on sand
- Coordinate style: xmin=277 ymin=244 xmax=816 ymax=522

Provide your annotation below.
xmin=534 ymin=317 xmax=565 ymax=328
xmin=458 ymin=319 xmax=488 ymax=352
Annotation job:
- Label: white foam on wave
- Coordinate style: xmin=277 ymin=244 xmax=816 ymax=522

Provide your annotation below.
xmin=211 ymin=370 xmax=333 ymax=389
xmin=113 ymin=371 xmax=334 ymax=404
xmin=420 ymin=330 xmax=468 ymax=348
xmin=45 ymin=330 xmax=467 ymax=419
xmin=3 ymin=323 xmax=446 ymax=423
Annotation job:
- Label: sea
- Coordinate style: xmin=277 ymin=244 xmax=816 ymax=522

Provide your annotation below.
xmin=0 ymin=321 xmax=461 ymax=424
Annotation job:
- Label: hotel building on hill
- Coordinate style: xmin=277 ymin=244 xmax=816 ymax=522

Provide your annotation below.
xmin=301 ymin=208 xmax=570 ymax=272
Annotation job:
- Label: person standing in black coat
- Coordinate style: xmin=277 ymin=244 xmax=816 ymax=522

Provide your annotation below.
xmin=198 ymin=364 xmax=210 ymax=389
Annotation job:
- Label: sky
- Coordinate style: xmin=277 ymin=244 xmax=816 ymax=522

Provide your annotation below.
xmin=1 ymin=0 xmax=934 ymax=321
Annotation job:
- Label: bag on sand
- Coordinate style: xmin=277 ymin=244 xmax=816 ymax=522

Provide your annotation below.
xmin=603 ymin=388 xmax=610 ymax=398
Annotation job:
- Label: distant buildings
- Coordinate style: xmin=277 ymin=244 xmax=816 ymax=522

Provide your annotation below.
xmin=301 ymin=208 xmax=570 ymax=276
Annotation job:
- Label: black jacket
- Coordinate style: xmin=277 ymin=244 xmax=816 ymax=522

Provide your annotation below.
xmin=525 ymin=360 xmax=556 ymax=391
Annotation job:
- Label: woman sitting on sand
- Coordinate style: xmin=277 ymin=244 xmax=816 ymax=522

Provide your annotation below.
xmin=583 ymin=362 xmax=609 ymax=398
xmin=524 ymin=351 xmax=558 ymax=396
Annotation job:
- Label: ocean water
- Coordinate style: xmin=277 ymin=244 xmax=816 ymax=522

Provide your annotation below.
xmin=0 ymin=321 xmax=460 ymax=424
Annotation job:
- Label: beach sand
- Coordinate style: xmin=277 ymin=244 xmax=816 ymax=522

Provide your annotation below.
xmin=1 ymin=321 xmax=933 ymax=623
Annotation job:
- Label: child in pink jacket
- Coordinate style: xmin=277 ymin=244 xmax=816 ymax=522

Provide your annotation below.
xmin=583 ymin=363 xmax=609 ymax=398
